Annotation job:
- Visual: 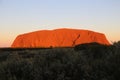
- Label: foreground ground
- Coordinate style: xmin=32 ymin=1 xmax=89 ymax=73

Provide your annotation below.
xmin=0 ymin=42 xmax=120 ymax=80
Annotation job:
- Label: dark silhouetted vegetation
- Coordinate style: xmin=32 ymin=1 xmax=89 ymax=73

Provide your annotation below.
xmin=0 ymin=42 xmax=120 ymax=80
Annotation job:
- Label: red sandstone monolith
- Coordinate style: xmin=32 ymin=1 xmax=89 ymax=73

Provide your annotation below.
xmin=11 ymin=28 xmax=110 ymax=48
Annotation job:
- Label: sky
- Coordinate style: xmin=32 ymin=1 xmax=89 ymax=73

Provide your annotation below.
xmin=0 ymin=0 xmax=120 ymax=47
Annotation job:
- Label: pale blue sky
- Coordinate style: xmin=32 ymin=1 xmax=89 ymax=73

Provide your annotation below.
xmin=0 ymin=0 xmax=120 ymax=47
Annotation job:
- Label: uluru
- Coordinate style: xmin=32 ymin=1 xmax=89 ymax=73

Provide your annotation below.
xmin=11 ymin=28 xmax=110 ymax=48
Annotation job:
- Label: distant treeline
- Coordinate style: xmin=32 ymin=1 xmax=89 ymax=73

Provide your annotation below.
xmin=0 ymin=41 xmax=120 ymax=80
xmin=0 ymin=47 xmax=72 ymax=51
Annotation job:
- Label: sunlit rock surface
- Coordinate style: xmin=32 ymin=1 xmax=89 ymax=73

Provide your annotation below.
xmin=11 ymin=28 xmax=110 ymax=48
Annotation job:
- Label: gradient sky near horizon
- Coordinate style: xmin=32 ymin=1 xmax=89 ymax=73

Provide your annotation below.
xmin=0 ymin=0 xmax=120 ymax=47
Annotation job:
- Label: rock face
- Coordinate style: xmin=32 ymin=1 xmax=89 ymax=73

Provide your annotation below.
xmin=11 ymin=28 xmax=110 ymax=48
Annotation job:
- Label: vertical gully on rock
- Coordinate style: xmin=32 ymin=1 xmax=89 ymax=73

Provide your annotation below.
xmin=72 ymin=34 xmax=80 ymax=46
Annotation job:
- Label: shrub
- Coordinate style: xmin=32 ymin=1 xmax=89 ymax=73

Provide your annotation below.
xmin=0 ymin=41 xmax=120 ymax=80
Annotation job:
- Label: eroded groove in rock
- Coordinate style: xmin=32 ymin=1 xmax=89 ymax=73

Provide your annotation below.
xmin=72 ymin=34 xmax=80 ymax=46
